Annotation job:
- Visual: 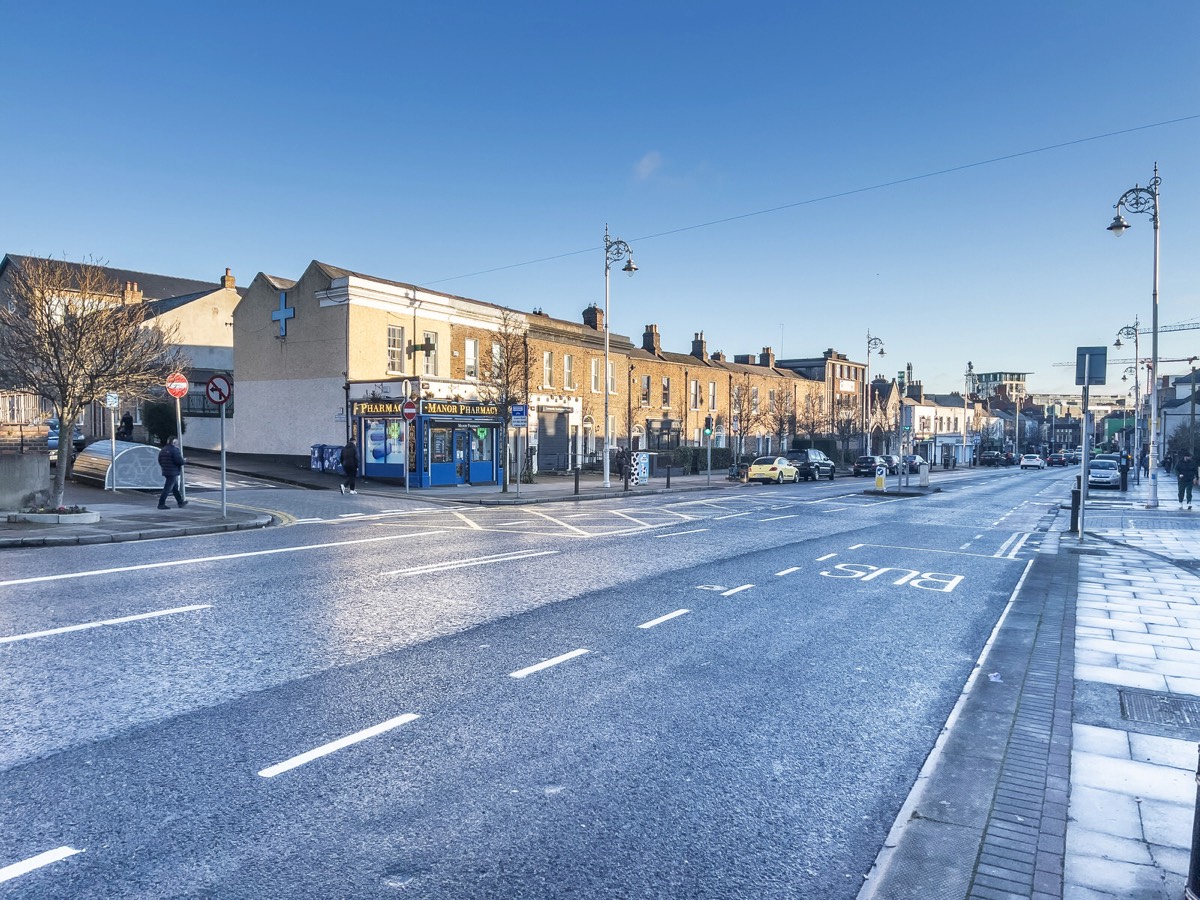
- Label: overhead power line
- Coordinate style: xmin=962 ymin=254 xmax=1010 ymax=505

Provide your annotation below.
xmin=423 ymin=113 xmax=1200 ymax=287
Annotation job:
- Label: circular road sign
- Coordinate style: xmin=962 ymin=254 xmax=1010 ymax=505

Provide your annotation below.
xmin=401 ymin=399 xmax=418 ymax=422
xmin=206 ymin=374 xmax=232 ymax=406
xmin=165 ymin=372 xmax=189 ymax=399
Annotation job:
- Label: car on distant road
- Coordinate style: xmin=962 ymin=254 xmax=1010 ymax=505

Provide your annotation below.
xmin=47 ymin=419 xmax=86 ymax=466
xmin=746 ymin=456 xmax=799 ymax=484
xmin=902 ymin=454 xmax=927 ymax=473
xmin=786 ymin=448 xmax=836 ymax=481
xmin=1087 ymin=459 xmax=1122 ymax=489
xmin=881 ymin=454 xmax=901 ymax=475
xmin=1019 ymin=454 xmax=1046 ymax=470
xmin=1047 ymin=453 xmax=1067 ymax=466
xmin=853 ymin=455 xmax=886 ymax=476
xmin=980 ymin=451 xmax=1004 ymax=467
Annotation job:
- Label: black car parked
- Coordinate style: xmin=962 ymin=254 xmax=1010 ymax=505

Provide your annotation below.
xmin=980 ymin=451 xmax=1004 ymax=467
xmin=853 ymin=455 xmax=886 ymax=476
xmin=786 ymin=448 xmax=836 ymax=481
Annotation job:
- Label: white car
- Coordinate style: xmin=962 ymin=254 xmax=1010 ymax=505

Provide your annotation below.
xmin=1019 ymin=454 xmax=1046 ymax=470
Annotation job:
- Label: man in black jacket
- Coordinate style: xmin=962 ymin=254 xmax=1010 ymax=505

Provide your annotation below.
xmin=1176 ymin=450 xmax=1198 ymax=510
xmin=157 ymin=437 xmax=187 ymax=509
xmin=340 ymin=439 xmax=359 ymax=495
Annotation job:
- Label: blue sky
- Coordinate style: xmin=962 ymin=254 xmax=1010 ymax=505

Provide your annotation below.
xmin=4 ymin=2 xmax=1198 ymax=394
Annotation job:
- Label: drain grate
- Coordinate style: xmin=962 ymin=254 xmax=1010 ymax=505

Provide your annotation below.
xmin=1119 ymin=689 xmax=1200 ymax=727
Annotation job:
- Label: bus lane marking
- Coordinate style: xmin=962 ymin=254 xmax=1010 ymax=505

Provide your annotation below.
xmin=522 ymin=509 xmax=590 ymax=536
xmin=0 ymin=846 xmax=83 ymax=883
xmin=720 ymin=584 xmax=755 ymax=597
xmin=656 ymin=529 xmax=709 ymax=538
xmin=819 ymin=563 xmax=964 ymax=593
xmin=0 ymin=604 xmax=212 ymax=645
xmin=259 ymin=713 xmax=420 ymax=778
xmin=452 ymin=512 xmax=484 ymax=530
xmin=509 ymin=648 xmax=590 ymax=679
xmin=775 ymin=567 xmax=801 ymax=576
xmin=760 ymin=515 xmax=798 ymax=522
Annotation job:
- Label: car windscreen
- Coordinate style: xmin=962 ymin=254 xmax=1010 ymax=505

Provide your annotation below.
xmin=1091 ymin=460 xmax=1117 ymax=469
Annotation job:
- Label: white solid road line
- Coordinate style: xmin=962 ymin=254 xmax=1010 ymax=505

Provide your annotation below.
xmin=383 ymin=549 xmax=558 ymax=577
xmin=720 ymin=584 xmax=755 ymax=597
xmin=816 ymin=553 xmax=837 ymax=561
xmin=258 ymin=713 xmax=420 ymax=778
xmin=713 ymin=512 xmax=751 ymax=520
xmin=0 ymin=846 xmax=83 ymax=883
xmin=0 ymin=604 xmax=212 ymax=645
xmin=638 ymin=609 xmax=690 ymax=629
xmin=760 ymin=514 xmax=798 ymax=522
xmin=655 ymin=528 xmax=709 ymax=538
xmin=509 ymin=648 xmax=590 ymax=679
xmin=775 ymin=566 xmax=801 ymax=576
xmin=0 ymin=531 xmax=448 ymax=587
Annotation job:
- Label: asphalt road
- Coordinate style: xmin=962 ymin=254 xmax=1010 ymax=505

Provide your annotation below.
xmin=0 ymin=465 xmax=1073 ymax=898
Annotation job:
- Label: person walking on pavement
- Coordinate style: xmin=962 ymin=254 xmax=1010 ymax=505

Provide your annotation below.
xmin=157 ymin=436 xmax=187 ymax=509
xmin=1176 ymin=449 xmax=1198 ymax=509
xmin=340 ymin=438 xmax=359 ymax=495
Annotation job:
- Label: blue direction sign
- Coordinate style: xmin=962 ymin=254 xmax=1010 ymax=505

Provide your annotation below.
xmin=510 ymin=403 xmax=528 ymax=428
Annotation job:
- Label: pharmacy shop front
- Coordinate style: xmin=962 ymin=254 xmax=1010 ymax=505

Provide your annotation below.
xmin=351 ymin=399 xmax=503 ymax=488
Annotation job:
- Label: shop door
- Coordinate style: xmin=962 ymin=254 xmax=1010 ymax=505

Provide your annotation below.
xmin=453 ymin=429 xmax=470 ymax=484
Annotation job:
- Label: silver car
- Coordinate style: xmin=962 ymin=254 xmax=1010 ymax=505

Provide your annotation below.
xmin=1087 ymin=459 xmax=1121 ymax=489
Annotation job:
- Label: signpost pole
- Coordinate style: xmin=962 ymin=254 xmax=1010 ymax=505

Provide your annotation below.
xmin=220 ymin=405 xmax=227 ymax=518
xmin=109 ymin=407 xmax=117 ymax=492
xmin=175 ymin=396 xmax=186 ymax=504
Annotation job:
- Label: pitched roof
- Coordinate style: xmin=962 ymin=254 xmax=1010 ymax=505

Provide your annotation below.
xmin=3 ymin=254 xmax=230 ymax=302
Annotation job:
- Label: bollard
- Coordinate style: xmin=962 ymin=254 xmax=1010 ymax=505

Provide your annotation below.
xmin=1187 ymin=743 xmax=1200 ymax=900
xmin=574 ymin=466 xmax=580 ymax=495
xmin=666 ymin=464 xmax=671 ymax=489
xmin=1120 ymin=465 xmax=1129 ymax=492
xmin=1069 ymin=479 xmax=1081 ymax=533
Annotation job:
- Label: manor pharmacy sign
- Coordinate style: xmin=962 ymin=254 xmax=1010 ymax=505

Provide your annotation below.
xmin=421 ymin=401 xmax=499 ymax=418
xmin=352 ymin=399 xmax=500 ymax=418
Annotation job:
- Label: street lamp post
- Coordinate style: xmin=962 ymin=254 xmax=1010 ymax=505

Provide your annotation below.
xmin=863 ymin=331 xmax=885 ymax=454
xmin=963 ymin=361 xmax=974 ymax=466
xmin=1120 ymin=362 xmax=1141 ymax=484
xmin=1115 ymin=320 xmax=1141 ymax=484
xmin=602 ymin=225 xmax=637 ymax=489
xmin=1108 ymin=165 xmax=1161 ymax=506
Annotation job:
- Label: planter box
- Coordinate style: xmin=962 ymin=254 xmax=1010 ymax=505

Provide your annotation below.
xmin=8 ymin=511 xmax=100 ymax=525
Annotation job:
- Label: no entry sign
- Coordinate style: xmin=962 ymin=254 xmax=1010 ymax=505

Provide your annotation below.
xmin=402 ymin=399 xmax=418 ymax=421
xmin=165 ymin=372 xmax=189 ymax=399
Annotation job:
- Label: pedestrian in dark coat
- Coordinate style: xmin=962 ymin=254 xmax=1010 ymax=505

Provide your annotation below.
xmin=157 ymin=437 xmax=187 ymax=509
xmin=340 ymin=439 xmax=359 ymax=495
xmin=1176 ymin=450 xmax=1198 ymax=509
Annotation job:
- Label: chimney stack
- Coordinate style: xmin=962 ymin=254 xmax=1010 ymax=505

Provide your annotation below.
xmin=642 ymin=324 xmax=662 ymax=355
xmin=710 ymin=350 xmax=726 ymax=363
xmin=582 ymin=304 xmax=604 ymax=331
xmin=759 ymin=347 xmax=775 ymax=368
xmin=691 ymin=331 xmax=707 ymax=359
xmin=121 ymin=281 xmax=143 ymax=304
xmin=221 ymin=267 xmax=236 ymax=290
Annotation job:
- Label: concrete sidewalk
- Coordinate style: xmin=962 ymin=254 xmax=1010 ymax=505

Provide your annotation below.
xmin=861 ymin=476 xmax=1200 ymax=900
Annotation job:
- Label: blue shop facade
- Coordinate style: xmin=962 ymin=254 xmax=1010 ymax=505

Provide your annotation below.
xmin=350 ymin=399 xmax=504 ymax=488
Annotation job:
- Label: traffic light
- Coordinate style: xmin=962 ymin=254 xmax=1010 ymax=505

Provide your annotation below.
xmin=703 ymin=416 xmax=714 ymax=437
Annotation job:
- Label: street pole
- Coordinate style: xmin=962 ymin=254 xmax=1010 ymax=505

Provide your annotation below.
xmin=1108 ymin=166 xmax=1161 ymax=507
xmin=864 ymin=332 xmax=884 ymax=455
xmin=175 ymin=394 xmax=186 ymax=504
xmin=602 ymin=225 xmax=636 ymax=489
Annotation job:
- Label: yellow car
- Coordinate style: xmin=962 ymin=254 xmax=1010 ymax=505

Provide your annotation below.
xmin=746 ymin=456 xmax=799 ymax=484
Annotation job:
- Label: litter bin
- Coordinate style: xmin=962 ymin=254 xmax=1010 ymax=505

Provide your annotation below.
xmin=310 ymin=444 xmax=326 ymax=472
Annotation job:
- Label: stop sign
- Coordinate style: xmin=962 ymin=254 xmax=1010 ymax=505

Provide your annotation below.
xmin=165 ymin=372 xmax=189 ymax=399
xmin=401 ymin=399 xmax=418 ymax=422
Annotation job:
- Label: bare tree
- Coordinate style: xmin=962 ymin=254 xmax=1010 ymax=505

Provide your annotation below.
xmin=473 ymin=309 xmax=529 ymax=490
xmin=0 ymin=257 xmax=185 ymax=505
xmin=832 ymin=394 xmax=860 ymax=463
xmin=795 ymin=390 xmax=823 ymax=444
xmin=731 ymin=378 xmax=764 ymax=457
xmin=765 ymin=388 xmax=796 ymax=452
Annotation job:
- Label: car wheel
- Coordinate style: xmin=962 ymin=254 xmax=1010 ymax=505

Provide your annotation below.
xmin=776 ymin=472 xmax=783 ymax=484
xmin=793 ymin=471 xmax=801 ymax=483
xmin=828 ymin=467 xmax=835 ymax=480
